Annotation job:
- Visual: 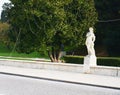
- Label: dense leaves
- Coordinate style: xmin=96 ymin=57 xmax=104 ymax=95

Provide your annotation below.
xmin=6 ymin=0 xmax=97 ymax=61
xmin=0 ymin=22 xmax=10 ymax=46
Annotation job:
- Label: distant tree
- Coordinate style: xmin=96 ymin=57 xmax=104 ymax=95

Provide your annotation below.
xmin=1 ymin=3 xmax=12 ymax=22
xmin=8 ymin=0 xmax=97 ymax=62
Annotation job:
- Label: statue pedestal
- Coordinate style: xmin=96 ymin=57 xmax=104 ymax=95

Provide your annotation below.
xmin=83 ymin=55 xmax=97 ymax=73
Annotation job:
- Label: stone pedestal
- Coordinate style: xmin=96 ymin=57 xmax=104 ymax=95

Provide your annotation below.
xmin=83 ymin=55 xmax=97 ymax=73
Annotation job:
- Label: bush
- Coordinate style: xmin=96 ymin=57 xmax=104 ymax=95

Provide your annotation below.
xmin=97 ymin=57 xmax=120 ymax=67
xmin=63 ymin=56 xmax=83 ymax=64
xmin=63 ymin=55 xmax=120 ymax=67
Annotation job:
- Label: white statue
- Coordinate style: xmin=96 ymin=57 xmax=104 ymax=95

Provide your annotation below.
xmin=85 ymin=27 xmax=95 ymax=56
xmin=83 ymin=27 xmax=97 ymax=73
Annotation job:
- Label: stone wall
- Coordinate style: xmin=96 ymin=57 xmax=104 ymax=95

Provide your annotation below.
xmin=0 ymin=59 xmax=120 ymax=77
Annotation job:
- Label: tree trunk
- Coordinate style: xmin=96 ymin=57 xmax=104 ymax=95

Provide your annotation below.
xmin=47 ymin=48 xmax=62 ymax=62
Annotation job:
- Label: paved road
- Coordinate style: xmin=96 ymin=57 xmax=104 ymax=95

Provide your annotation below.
xmin=0 ymin=74 xmax=120 ymax=95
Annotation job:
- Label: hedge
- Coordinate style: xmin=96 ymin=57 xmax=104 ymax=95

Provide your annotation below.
xmin=63 ymin=56 xmax=120 ymax=67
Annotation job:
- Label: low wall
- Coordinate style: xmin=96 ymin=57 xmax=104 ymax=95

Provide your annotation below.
xmin=0 ymin=59 xmax=120 ymax=77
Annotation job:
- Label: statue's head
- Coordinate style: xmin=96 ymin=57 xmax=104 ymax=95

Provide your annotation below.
xmin=89 ymin=27 xmax=93 ymax=32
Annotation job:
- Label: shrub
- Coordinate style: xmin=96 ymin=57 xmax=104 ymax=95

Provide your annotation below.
xmin=63 ymin=56 xmax=120 ymax=67
xmin=63 ymin=56 xmax=83 ymax=64
xmin=97 ymin=57 xmax=120 ymax=67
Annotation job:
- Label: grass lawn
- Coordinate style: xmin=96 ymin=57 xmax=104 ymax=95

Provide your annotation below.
xmin=0 ymin=42 xmax=49 ymax=59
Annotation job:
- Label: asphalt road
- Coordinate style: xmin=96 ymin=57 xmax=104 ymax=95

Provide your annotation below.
xmin=0 ymin=74 xmax=120 ymax=95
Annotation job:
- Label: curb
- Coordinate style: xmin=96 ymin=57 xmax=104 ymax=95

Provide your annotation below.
xmin=0 ymin=72 xmax=120 ymax=90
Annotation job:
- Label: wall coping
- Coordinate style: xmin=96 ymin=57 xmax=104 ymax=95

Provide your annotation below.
xmin=0 ymin=59 xmax=120 ymax=77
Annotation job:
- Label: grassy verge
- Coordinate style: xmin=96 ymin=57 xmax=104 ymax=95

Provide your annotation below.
xmin=0 ymin=56 xmax=50 ymax=62
xmin=0 ymin=51 xmax=48 ymax=58
xmin=0 ymin=42 xmax=49 ymax=60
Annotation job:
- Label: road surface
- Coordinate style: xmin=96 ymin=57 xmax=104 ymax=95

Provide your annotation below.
xmin=0 ymin=74 xmax=120 ymax=95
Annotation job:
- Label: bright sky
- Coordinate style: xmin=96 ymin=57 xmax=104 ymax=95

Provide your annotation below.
xmin=0 ymin=0 xmax=10 ymax=18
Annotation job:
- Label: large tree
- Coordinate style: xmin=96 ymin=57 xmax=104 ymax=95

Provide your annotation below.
xmin=8 ymin=0 xmax=97 ymax=62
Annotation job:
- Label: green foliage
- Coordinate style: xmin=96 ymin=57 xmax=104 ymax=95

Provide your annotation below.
xmin=1 ymin=11 xmax=8 ymax=22
xmin=0 ymin=22 xmax=9 ymax=32
xmin=64 ymin=55 xmax=83 ymax=64
xmin=0 ymin=22 xmax=10 ymax=45
xmin=97 ymin=57 xmax=120 ymax=67
xmin=64 ymin=55 xmax=120 ymax=67
xmin=0 ymin=42 xmax=11 ymax=53
xmin=7 ymin=0 xmax=97 ymax=57
xmin=1 ymin=3 xmax=12 ymax=22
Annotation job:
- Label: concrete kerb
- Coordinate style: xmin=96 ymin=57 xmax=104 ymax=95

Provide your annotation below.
xmin=0 ymin=59 xmax=120 ymax=77
xmin=0 ymin=72 xmax=120 ymax=90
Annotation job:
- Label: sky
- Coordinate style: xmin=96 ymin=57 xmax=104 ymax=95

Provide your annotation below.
xmin=0 ymin=0 xmax=10 ymax=18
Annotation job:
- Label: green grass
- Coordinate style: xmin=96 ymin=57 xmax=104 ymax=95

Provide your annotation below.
xmin=0 ymin=51 xmax=47 ymax=58
xmin=0 ymin=42 xmax=49 ymax=59
xmin=0 ymin=56 xmax=50 ymax=62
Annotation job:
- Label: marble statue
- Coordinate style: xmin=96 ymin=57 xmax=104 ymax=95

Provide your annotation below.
xmin=83 ymin=27 xmax=97 ymax=73
xmin=85 ymin=27 xmax=95 ymax=56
